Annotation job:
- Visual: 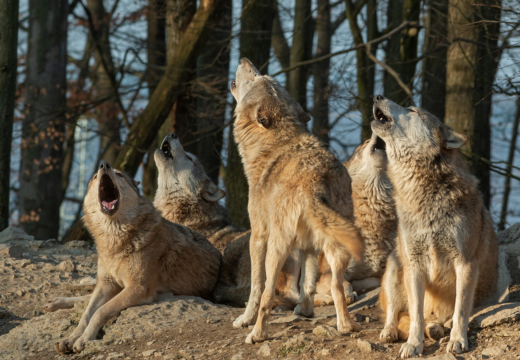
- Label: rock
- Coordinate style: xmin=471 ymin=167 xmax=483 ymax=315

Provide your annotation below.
xmin=29 ymin=241 xmax=44 ymax=249
xmin=142 ymin=349 xmax=156 ymax=357
xmin=79 ymin=276 xmax=97 ymax=285
xmin=469 ymin=302 xmax=520 ymax=328
xmin=495 ymin=250 xmax=512 ymax=303
xmin=270 ymin=314 xmax=305 ymax=324
xmin=353 ymin=313 xmax=365 ymax=322
xmin=106 ymin=353 xmax=124 ymax=360
xmin=482 ymin=344 xmax=509 ymax=357
xmin=257 ymin=343 xmax=271 ymax=357
xmin=318 ymin=349 xmax=330 ymax=356
xmin=15 ymin=289 xmax=25 ymax=297
xmin=498 ymin=222 xmax=520 ymax=245
xmin=231 ymin=352 xmax=243 ymax=360
xmin=0 ymin=227 xmax=34 ymax=243
xmin=0 ymin=307 xmax=13 ymax=319
xmin=352 ymin=277 xmax=381 ymax=293
xmin=57 ymin=260 xmax=76 ymax=272
xmin=0 ymin=244 xmax=23 ymax=259
xmin=65 ymin=240 xmax=90 ymax=249
xmin=357 ymin=339 xmax=374 ymax=353
xmin=313 ymin=325 xmax=340 ymax=338
xmin=428 ymin=354 xmax=457 ymax=360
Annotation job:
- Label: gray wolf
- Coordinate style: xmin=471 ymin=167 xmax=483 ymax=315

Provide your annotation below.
xmin=230 ymin=57 xmax=363 ymax=344
xmin=55 ymin=163 xmax=221 ymax=353
xmin=315 ymin=132 xmax=397 ymax=305
xmin=372 ymin=96 xmax=498 ymax=358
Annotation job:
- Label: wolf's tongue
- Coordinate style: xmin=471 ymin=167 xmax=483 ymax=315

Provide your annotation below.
xmin=102 ymin=199 xmax=117 ymax=209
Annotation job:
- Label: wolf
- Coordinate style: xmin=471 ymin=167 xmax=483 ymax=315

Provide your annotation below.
xmin=371 ymin=95 xmax=498 ymax=358
xmin=153 ymin=133 xmax=302 ymax=307
xmin=55 ymin=163 xmax=221 ymax=354
xmin=315 ymin=132 xmax=397 ymax=305
xmin=230 ymin=57 xmax=364 ymax=344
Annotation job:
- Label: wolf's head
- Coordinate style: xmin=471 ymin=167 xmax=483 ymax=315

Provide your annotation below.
xmin=370 ymin=95 xmax=467 ymax=158
xmin=230 ymin=58 xmax=310 ymax=136
xmin=154 ymin=133 xmax=225 ymax=203
xmin=345 ymin=132 xmax=387 ymax=176
xmin=84 ymin=163 xmax=141 ymax=220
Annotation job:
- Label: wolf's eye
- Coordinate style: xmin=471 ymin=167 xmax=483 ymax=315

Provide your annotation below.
xmin=364 ymin=140 xmax=370 ymax=144
xmin=93 ymin=174 xmax=98 ymax=179
xmin=186 ymin=156 xmax=194 ymax=164
xmin=116 ymin=172 xmax=123 ymax=178
xmin=406 ymin=108 xmax=416 ymax=113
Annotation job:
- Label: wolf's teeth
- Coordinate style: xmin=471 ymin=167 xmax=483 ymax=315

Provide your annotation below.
xmin=111 ymin=205 xmax=114 ymax=210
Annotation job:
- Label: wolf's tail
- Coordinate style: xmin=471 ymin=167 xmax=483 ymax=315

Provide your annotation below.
xmin=397 ymin=312 xmax=410 ymax=340
xmin=309 ymin=197 xmax=364 ymax=263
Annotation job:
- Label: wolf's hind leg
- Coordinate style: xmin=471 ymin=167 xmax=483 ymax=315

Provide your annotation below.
xmin=380 ymin=251 xmax=405 ymax=343
xmin=233 ymin=231 xmax=267 ymax=328
xmin=294 ymin=248 xmax=317 ymax=317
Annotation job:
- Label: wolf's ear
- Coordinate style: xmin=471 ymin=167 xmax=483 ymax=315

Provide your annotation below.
xmin=255 ymin=105 xmax=273 ymax=129
xmin=133 ymin=180 xmax=141 ymax=187
xmin=202 ymin=180 xmax=226 ymax=202
xmin=441 ymin=127 xmax=467 ymax=150
xmin=298 ymin=109 xmax=311 ymax=124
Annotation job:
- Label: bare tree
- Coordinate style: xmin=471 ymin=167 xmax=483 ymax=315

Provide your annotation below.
xmin=0 ymin=0 xmax=19 ymax=230
xmin=19 ymin=0 xmax=68 ymax=239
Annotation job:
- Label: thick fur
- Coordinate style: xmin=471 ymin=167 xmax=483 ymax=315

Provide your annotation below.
xmin=55 ymin=165 xmax=221 ymax=354
xmin=315 ymin=133 xmax=397 ymax=304
xmin=372 ymin=97 xmax=498 ymax=358
xmin=230 ymin=58 xmax=363 ymax=344
xmin=153 ymin=135 xmax=302 ymax=307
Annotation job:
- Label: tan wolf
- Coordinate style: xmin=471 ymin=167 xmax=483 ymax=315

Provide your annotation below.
xmin=372 ymin=95 xmax=498 ymax=358
xmin=55 ymin=163 xmax=221 ymax=354
xmin=230 ymin=57 xmax=363 ymax=344
xmin=315 ymin=132 xmax=397 ymax=304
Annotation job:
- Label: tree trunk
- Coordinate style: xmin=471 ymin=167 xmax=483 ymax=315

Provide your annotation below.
xmin=142 ymin=0 xmax=166 ymax=201
xmin=472 ymin=0 xmax=501 ymax=208
xmin=271 ymin=1 xmax=290 ymax=82
xmin=19 ymin=0 xmax=68 ymax=239
xmin=288 ymin=0 xmax=312 ymax=110
xmin=113 ymin=0 xmax=226 ymax=176
xmin=383 ymin=0 xmax=420 ymax=107
xmin=225 ymin=0 xmax=275 ymax=228
xmin=194 ymin=0 xmax=232 ymax=183
xmin=421 ymin=0 xmax=448 ymax=120
xmin=312 ymin=0 xmax=331 ymax=145
xmin=0 ymin=0 xmax=19 ymax=230
xmin=344 ymin=0 xmax=377 ymax=141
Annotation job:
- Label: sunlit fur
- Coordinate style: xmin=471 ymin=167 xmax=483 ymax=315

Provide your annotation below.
xmin=372 ymin=97 xmax=498 ymax=358
xmin=230 ymin=58 xmax=364 ymax=344
xmin=55 ymin=166 xmax=221 ymax=354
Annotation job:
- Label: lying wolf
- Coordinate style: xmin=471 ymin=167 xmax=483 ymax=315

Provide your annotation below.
xmin=55 ymin=163 xmax=221 ymax=353
xmin=154 ymin=133 xmax=301 ymax=307
xmin=372 ymin=96 xmax=498 ymax=358
xmin=231 ymin=57 xmax=363 ymax=344
xmin=315 ymin=132 xmax=397 ymax=304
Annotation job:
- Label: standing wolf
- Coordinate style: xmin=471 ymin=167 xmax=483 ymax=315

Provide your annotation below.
xmin=55 ymin=163 xmax=221 ymax=354
xmin=371 ymin=96 xmax=498 ymax=358
xmin=230 ymin=58 xmax=363 ymax=344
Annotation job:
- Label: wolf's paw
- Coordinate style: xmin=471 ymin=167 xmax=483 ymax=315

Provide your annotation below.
xmin=44 ymin=298 xmax=70 ymax=313
xmin=55 ymin=338 xmax=75 ymax=354
xmin=446 ymin=339 xmax=467 ymax=354
xmin=399 ymin=341 xmax=423 ymax=358
xmin=72 ymin=336 xmax=88 ymax=353
xmin=245 ymin=328 xmax=267 ymax=344
xmin=233 ymin=313 xmax=254 ymax=328
xmin=425 ymin=323 xmax=444 ymax=341
xmin=293 ymin=304 xmax=314 ymax=318
xmin=338 ymin=318 xmax=360 ymax=334
xmin=345 ymin=291 xmax=358 ymax=305
xmin=380 ymin=326 xmax=398 ymax=343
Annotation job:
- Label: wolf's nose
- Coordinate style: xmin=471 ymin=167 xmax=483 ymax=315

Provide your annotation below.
xmin=168 ymin=132 xmax=177 ymax=139
xmin=100 ymin=163 xmax=110 ymax=170
xmin=374 ymin=95 xmax=384 ymax=102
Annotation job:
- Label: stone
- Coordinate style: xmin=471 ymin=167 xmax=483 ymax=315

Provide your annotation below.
xmin=353 ymin=313 xmax=365 ymax=322
xmin=257 ymin=343 xmax=271 ymax=357
xmin=65 ymin=240 xmax=90 ymax=249
xmin=106 ymin=353 xmax=124 ymax=360
xmin=351 ymin=277 xmax=381 ymax=293
xmin=0 ymin=227 xmax=34 ymax=243
xmin=270 ymin=314 xmax=305 ymax=324
xmin=79 ymin=276 xmax=97 ymax=285
xmin=427 ymin=354 xmax=457 ymax=360
xmin=469 ymin=302 xmax=520 ymax=328
xmin=142 ymin=349 xmax=156 ymax=357
xmin=318 ymin=349 xmax=330 ymax=356
xmin=482 ymin=344 xmax=509 ymax=357
xmin=357 ymin=339 xmax=374 ymax=353
xmin=231 ymin=352 xmax=243 ymax=360
xmin=57 ymin=260 xmax=76 ymax=272
xmin=312 ymin=325 xmax=340 ymax=338
xmin=0 ymin=244 xmax=23 ymax=259
xmin=498 ymin=223 xmax=520 ymax=245
xmin=495 ymin=250 xmax=512 ymax=303
xmin=29 ymin=241 xmax=44 ymax=249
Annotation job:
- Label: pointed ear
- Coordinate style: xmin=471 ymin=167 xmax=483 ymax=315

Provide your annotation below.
xmin=202 ymin=179 xmax=226 ymax=202
xmin=255 ymin=105 xmax=272 ymax=129
xmin=441 ymin=127 xmax=467 ymax=150
xmin=298 ymin=109 xmax=311 ymax=124
xmin=133 ymin=180 xmax=141 ymax=187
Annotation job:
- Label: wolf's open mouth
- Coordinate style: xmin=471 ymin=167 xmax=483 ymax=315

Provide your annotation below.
xmin=372 ymin=136 xmax=386 ymax=152
xmin=99 ymin=174 xmax=119 ymax=214
xmin=374 ymin=107 xmax=391 ymax=124
xmin=161 ymin=140 xmax=173 ymax=159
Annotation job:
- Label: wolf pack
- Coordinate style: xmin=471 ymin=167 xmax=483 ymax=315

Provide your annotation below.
xmin=48 ymin=58 xmax=500 ymax=359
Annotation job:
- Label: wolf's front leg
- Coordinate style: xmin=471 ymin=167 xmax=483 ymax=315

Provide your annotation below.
xmin=72 ymin=285 xmax=154 ymax=353
xmin=233 ymin=232 xmax=267 ymax=328
xmin=55 ymin=282 xmax=120 ymax=353
xmin=399 ymin=264 xmax=425 ymax=359
xmin=380 ymin=251 xmax=404 ymax=343
xmin=447 ymin=260 xmax=477 ymax=354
